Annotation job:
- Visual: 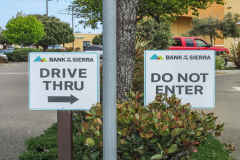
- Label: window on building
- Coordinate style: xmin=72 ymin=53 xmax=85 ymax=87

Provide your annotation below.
xmin=83 ymin=41 xmax=90 ymax=50
xmin=173 ymin=38 xmax=182 ymax=46
xmin=185 ymin=38 xmax=194 ymax=47
xmin=195 ymin=39 xmax=208 ymax=47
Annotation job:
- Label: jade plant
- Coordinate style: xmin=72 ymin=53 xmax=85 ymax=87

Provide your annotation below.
xmin=73 ymin=92 xmax=224 ymax=160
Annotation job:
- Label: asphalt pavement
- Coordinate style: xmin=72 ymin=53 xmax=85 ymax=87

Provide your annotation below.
xmin=0 ymin=61 xmax=240 ymax=159
xmin=0 ymin=62 xmax=57 ymax=160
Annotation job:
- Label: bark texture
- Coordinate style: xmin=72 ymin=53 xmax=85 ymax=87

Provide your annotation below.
xmin=116 ymin=0 xmax=139 ymax=100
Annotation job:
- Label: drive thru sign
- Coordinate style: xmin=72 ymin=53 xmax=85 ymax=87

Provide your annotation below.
xmin=29 ymin=52 xmax=99 ymax=110
xmin=144 ymin=50 xmax=215 ymax=108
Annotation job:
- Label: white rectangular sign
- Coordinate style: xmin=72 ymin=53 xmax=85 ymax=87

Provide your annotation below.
xmin=29 ymin=52 xmax=100 ymax=110
xmin=144 ymin=50 xmax=215 ymax=108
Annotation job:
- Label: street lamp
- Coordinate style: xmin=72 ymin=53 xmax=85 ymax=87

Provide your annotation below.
xmin=46 ymin=0 xmax=52 ymax=17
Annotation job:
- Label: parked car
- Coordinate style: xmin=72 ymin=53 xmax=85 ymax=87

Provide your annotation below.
xmin=48 ymin=45 xmax=66 ymax=50
xmin=7 ymin=46 xmax=15 ymax=50
xmin=0 ymin=53 xmax=8 ymax=60
xmin=84 ymin=45 xmax=103 ymax=58
xmin=0 ymin=50 xmax=14 ymax=53
xmin=169 ymin=37 xmax=229 ymax=65
xmin=170 ymin=37 xmax=229 ymax=54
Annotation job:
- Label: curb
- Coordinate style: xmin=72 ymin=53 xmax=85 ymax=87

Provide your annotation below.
xmin=215 ymin=70 xmax=240 ymax=75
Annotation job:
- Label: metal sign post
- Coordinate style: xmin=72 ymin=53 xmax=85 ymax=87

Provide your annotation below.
xmin=102 ymin=0 xmax=117 ymax=159
xmin=57 ymin=111 xmax=73 ymax=160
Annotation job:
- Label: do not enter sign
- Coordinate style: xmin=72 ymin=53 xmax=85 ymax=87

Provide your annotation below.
xmin=29 ymin=52 xmax=100 ymax=110
xmin=144 ymin=50 xmax=215 ymax=108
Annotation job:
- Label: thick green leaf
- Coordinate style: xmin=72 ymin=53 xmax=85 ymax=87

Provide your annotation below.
xmin=123 ymin=151 xmax=130 ymax=155
xmin=86 ymin=138 xmax=95 ymax=146
xmin=90 ymin=107 xmax=96 ymax=115
xmin=135 ymin=113 xmax=140 ymax=121
xmin=187 ymin=131 xmax=194 ymax=135
xmin=197 ymin=127 xmax=204 ymax=130
xmin=168 ymin=144 xmax=178 ymax=154
xmin=157 ymin=143 xmax=163 ymax=150
xmin=86 ymin=116 xmax=95 ymax=119
xmin=149 ymin=138 xmax=158 ymax=142
xmin=195 ymin=131 xmax=202 ymax=136
xmin=142 ymin=113 xmax=149 ymax=121
xmin=90 ymin=151 xmax=100 ymax=159
xmin=151 ymin=154 xmax=163 ymax=159
xmin=82 ymin=155 xmax=89 ymax=160
xmin=136 ymin=144 xmax=144 ymax=150
xmin=171 ymin=129 xmax=178 ymax=138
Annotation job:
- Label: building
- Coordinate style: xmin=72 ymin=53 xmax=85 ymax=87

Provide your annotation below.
xmin=63 ymin=33 xmax=101 ymax=50
xmin=172 ymin=0 xmax=240 ymax=49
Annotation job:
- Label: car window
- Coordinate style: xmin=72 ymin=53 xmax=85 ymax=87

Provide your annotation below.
xmin=185 ymin=39 xmax=194 ymax=47
xmin=173 ymin=39 xmax=182 ymax=46
xmin=195 ymin=39 xmax=208 ymax=47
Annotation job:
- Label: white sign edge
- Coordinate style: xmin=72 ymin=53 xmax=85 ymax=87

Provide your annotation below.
xmin=28 ymin=52 xmax=100 ymax=110
xmin=144 ymin=50 xmax=215 ymax=109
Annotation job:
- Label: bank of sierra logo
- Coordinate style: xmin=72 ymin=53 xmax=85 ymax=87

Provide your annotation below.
xmin=150 ymin=54 xmax=164 ymax=60
xmin=34 ymin=56 xmax=47 ymax=62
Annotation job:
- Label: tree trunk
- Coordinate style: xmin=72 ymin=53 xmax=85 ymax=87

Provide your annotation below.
xmin=116 ymin=0 xmax=139 ymax=100
xmin=238 ymin=55 xmax=240 ymax=69
xmin=210 ymin=34 xmax=213 ymax=45
xmin=21 ymin=41 xmax=23 ymax=49
xmin=43 ymin=46 xmax=48 ymax=52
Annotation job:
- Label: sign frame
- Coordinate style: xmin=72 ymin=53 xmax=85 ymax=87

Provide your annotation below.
xmin=29 ymin=52 xmax=100 ymax=110
xmin=144 ymin=50 xmax=215 ymax=109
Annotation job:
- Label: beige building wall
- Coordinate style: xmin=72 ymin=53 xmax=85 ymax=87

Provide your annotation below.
xmin=171 ymin=2 xmax=225 ymax=46
xmin=63 ymin=33 xmax=101 ymax=50
xmin=224 ymin=0 xmax=240 ymax=49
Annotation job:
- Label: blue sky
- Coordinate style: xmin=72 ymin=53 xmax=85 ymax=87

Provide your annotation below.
xmin=0 ymin=0 xmax=102 ymax=34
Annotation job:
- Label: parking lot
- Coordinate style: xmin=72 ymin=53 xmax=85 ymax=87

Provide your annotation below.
xmin=0 ymin=62 xmax=240 ymax=159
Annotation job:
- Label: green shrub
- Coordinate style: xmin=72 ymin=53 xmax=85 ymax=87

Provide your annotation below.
xmin=74 ymin=92 xmax=224 ymax=160
xmin=215 ymin=56 xmax=225 ymax=70
xmin=0 ymin=56 xmax=8 ymax=63
xmin=46 ymin=49 xmax=64 ymax=52
xmin=132 ymin=39 xmax=153 ymax=94
xmin=66 ymin=47 xmax=74 ymax=52
xmin=75 ymin=47 xmax=81 ymax=51
xmin=13 ymin=48 xmax=41 ymax=62
xmin=228 ymin=43 xmax=240 ymax=69
xmin=5 ymin=52 xmax=14 ymax=61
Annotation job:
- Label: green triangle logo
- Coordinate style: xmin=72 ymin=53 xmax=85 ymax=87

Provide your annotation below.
xmin=42 ymin=58 xmax=48 ymax=62
xmin=158 ymin=56 xmax=164 ymax=60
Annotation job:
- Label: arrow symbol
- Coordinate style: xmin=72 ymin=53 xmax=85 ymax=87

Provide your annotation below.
xmin=48 ymin=94 xmax=79 ymax=104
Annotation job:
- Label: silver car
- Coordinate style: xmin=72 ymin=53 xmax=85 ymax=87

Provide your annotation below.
xmin=48 ymin=45 xmax=66 ymax=51
xmin=0 ymin=53 xmax=8 ymax=60
xmin=84 ymin=45 xmax=103 ymax=58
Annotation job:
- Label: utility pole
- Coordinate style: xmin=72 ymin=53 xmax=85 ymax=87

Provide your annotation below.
xmin=68 ymin=5 xmax=75 ymax=50
xmin=46 ymin=0 xmax=52 ymax=16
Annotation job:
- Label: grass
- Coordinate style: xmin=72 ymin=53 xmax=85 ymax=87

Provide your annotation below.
xmin=18 ymin=123 xmax=91 ymax=160
xmin=188 ymin=134 xmax=235 ymax=160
